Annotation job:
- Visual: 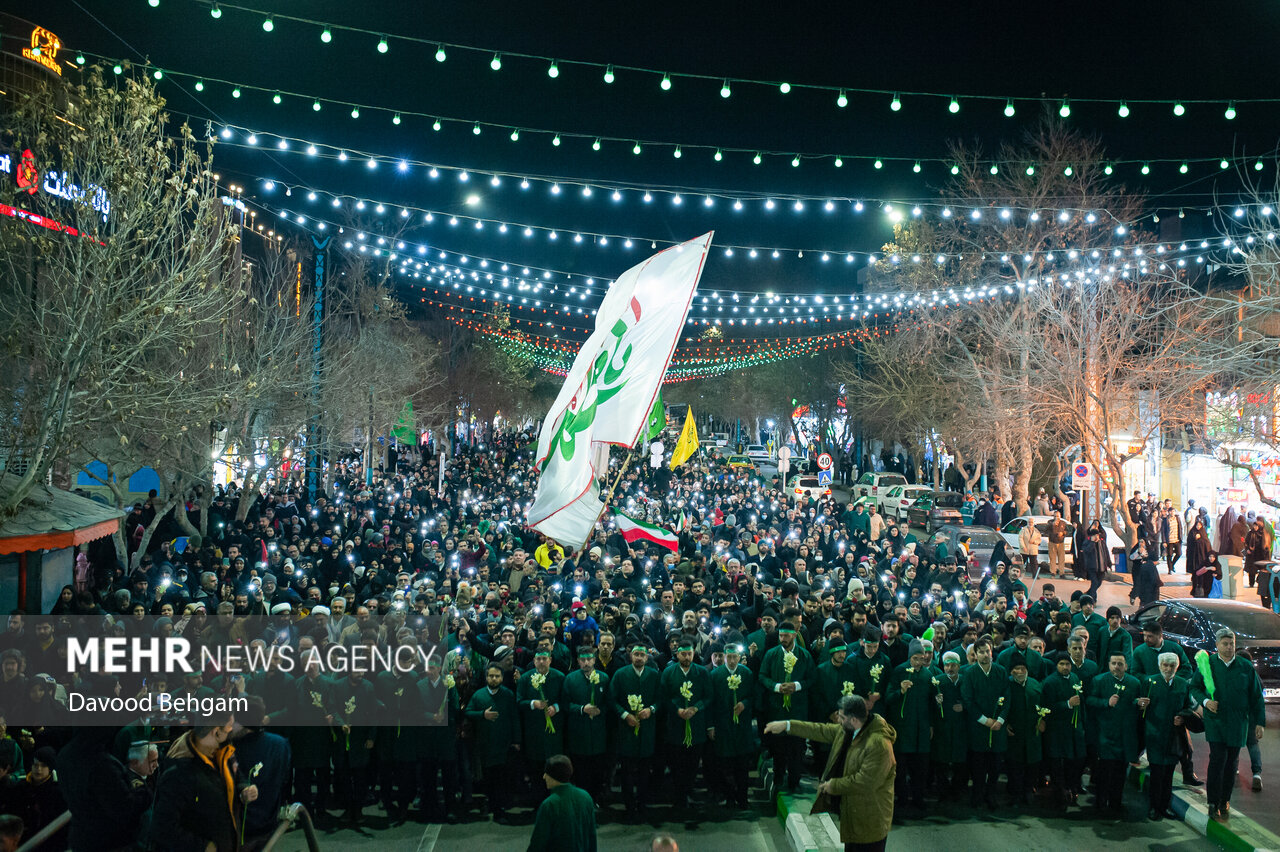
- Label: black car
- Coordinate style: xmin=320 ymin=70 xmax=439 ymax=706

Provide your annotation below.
xmin=1125 ymin=598 xmax=1280 ymax=703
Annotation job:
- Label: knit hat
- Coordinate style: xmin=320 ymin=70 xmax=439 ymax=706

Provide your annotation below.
xmin=908 ymin=639 xmax=926 ymax=657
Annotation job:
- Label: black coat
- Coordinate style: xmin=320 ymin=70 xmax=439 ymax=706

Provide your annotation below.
xmin=1129 ymin=555 xmax=1163 ymax=605
xmin=152 ymin=732 xmax=246 ymax=852
xmin=58 ymin=728 xmax=150 ymax=852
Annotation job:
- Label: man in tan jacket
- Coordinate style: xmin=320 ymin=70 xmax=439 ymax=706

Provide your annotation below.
xmin=766 ymin=695 xmax=896 ymax=851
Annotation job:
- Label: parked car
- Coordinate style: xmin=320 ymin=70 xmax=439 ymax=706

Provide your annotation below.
xmin=745 ymin=444 xmax=771 ymax=465
xmin=853 ymin=472 xmax=909 ymax=512
xmin=996 ymin=515 xmax=1126 ymax=570
xmin=788 ymin=474 xmax=831 ymax=501
xmin=1125 ymin=598 xmax=1280 ymax=703
xmin=883 ymin=484 xmax=933 ymax=524
xmin=726 ymin=454 xmax=756 ymax=473
xmin=709 ymin=432 xmax=731 ymax=447
xmin=905 ymin=491 xmax=965 ymax=533
xmin=935 ymin=523 xmax=1004 ymax=580
xmin=998 ymin=515 xmax=1075 ymax=567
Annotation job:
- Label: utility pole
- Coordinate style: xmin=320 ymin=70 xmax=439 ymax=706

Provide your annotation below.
xmin=306 ymin=235 xmax=329 ymax=499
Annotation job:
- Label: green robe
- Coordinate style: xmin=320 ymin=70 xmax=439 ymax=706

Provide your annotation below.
xmin=1040 ymin=672 xmax=1086 ymax=760
xmin=1068 ymin=657 xmax=1101 ymax=746
xmin=885 ymin=662 xmax=934 ymax=753
xmin=562 ymin=669 xmax=611 ymax=757
xmin=813 ymin=660 xmax=859 ymax=723
xmin=610 ymin=664 xmax=661 ymax=758
xmin=1087 ymin=673 xmax=1141 ymax=762
xmin=709 ymin=664 xmax=758 ymax=758
xmin=516 ymin=668 xmax=566 ymax=761
xmin=1141 ymin=674 xmax=1191 ymax=765
xmin=930 ymin=673 xmax=967 ymax=764
xmin=758 ymin=643 xmax=816 ymax=721
xmin=419 ymin=675 xmax=460 ymax=761
xmin=1131 ymin=640 xmax=1190 ymax=679
xmin=330 ymin=676 xmax=378 ymax=769
xmin=660 ymin=663 xmax=711 ymax=747
xmin=1095 ymin=628 xmax=1135 ymax=670
xmin=374 ymin=670 xmax=427 ymax=762
xmin=959 ymin=662 xmax=1010 ymax=753
xmin=1071 ymin=612 xmax=1107 ymax=656
xmin=996 ymin=644 xmax=1046 ymax=681
xmin=1190 ymin=653 xmax=1267 ymax=747
xmin=527 ymin=783 xmax=597 ymax=852
xmin=291 ymin=674 xmax=337 ymax=769
xmin=1004 ymin=676 xmax=1044 ymax=765
xmin=847 ymin=650 xmax=890 ymax=706
xmin=743 ymin=629 xmax=776 ymax=673
xmin=464 ymin=685 xmax=520 ymax=768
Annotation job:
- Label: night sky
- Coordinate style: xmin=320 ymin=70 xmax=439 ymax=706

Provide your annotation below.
xmin=6 ymin=0 xmax=1280 ymax=347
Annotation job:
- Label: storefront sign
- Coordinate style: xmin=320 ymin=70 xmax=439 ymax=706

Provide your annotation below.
xmin=21 ymin=27 xmax=62 ymax=77
xmin=0 ymin=149 xmax=111 ymax=222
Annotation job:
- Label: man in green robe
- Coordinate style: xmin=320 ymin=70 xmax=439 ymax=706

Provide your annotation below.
xmin=610 ymin=641 xmax=661 ymax=821
xmin=759 ymin=621 xmax=815 ymax=792
xmin=814 ymin=641 xmax=858 ymax=723
xmin=330 ymin=668 xmax=377 ymax=825
xmin=997 ymin=623 xmax=1046 ymax=680
xmin=708 ymin=644 xmax=758 ymax=809
xmin=517 ymin=649 xmax=566 ymax=804
xmin=527 ymin=755 xmax=597 ymax=852
xmin=1095 ymin=606 xmax=1135 ymax=670
xmin=563 ymin=646 xmax=611 ymax=804
xmin=375 ymin=650 xmax=427 ymax=822
xmin=1131 ymin=622 xmax=1199 ymax=786
xmin=1086 ymin=652 xmax=1141 ymax=814
xmin=886 ymin=639 xmax=934 ymax=810
xmin=848 ymin=627 xmax=890 ymax=715
xmin=420 ymin=655 xmax=461 ymax=823
xmin=931 ymin=650 xmax=968 ymax=799
xmin=1136 ymin=651 xmax=1191 ymax=820
xmin=465 ymin=663 xmax=520 ymax=823
xmin=959 ymin=636 xmax=1009 ymax=810
xmin=1041 ymin=652 xmax=1086 ymax=807
xmin=1190 ymin=628 xmax=1267 ymax=821
xmin=1070 ymin=596 xmax=1107 ymax=657
xmin=659 ymin=637 xmax=711 ymax=816
xmin=1002 ymin=653 xmax=1044 ymax=805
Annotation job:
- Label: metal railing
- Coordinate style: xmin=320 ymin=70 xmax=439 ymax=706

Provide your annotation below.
xmin=15 ymin=811 xmax=69 ymax=852
xmin=259 ymin=803 xmax=321 ymax=852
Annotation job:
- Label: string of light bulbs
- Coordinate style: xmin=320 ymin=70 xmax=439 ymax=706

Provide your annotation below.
xmin=95 ymin=57 xmax=1275 ymax=180
xmin=210 ymin=119 xmax=1271 ymax=218
xmin=141 ymin=0 xmax=1273 ymax=125
xmin=258 ymin=174 xmax=1240 ymax=266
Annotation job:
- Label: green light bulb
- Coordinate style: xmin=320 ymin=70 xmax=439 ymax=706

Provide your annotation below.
xmin=547 ymin=61 xmax=559 ymax=78
xmin=714 ymin=149 xmax=722 ymax=161
xmin=231 ymin=87 xmax=241 ymax=98
xmin=1220 ymin=158 xmax=1229 ymax=169
xmin=262 ymin=16 xmax=273 ymax=32
xmin=194 ymin=79 xmax=204 ymax=91
xmin=1004 ymin=100 xmax=1015 ymax=117
xmin=1173 ymin=102 xmax=1185 ymax=116
xmin=490 ymin=54 xmax=502 ymax=71
xmin=320 ymin=28 xmax=332 ymax=43
xmin=603 ymin=65 xmax=615 ymax=84
xmin=661 ymin=74 xmax=671 ymax=91
xmin=779 ymin=82 xmax=791 ymax=94
xmin=720 ymin=80 xmax=731 ymax=98
xmin=913 ymin=162 xmax=921 ymax=173
xmin=633 ymin=142 xmax=642 ymax=155
xmin=1118 ymin=102 xmax=1130 ymax=117
xmin=948 ymin=97 xmax=960 ymax=113
xmin=890 ymin=94 xmax=901 ymax=111
xmin=1141 ymin=163 xmax=1150 ymax=175
xmin=313 ymin=100 xmax=321 ymax=111
xmin=592 ymin=138 xmax=601 ymax=151
xmin=1179 ymin=162 xmax=1188 ymax=174
xmin=1225 ymin=102 xmax=1237 ymax=120
xmin=837 ymin=90 xmax=848 ymax=108
xmin=435 ymin=45 xmax=446 ymax=62
xmin=874 ymin=159 xmax=883 ymax=169
xmin=377 ymin=37 xmax=388 ymax=54
xmin=1059 ymin=100 xmax=1071 ymax=118
xmin=753 ymin=153 xmax=762 ymax=165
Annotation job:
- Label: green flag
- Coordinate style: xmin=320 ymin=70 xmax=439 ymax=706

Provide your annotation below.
xmin=391 ymin=401 xmax=416 ymax=444
xmin=645 ymin=392 xmax=666 ymax=441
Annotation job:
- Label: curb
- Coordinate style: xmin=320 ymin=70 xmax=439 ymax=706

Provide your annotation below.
xmin=1131 ymin=766 xmax=1280 ymax=852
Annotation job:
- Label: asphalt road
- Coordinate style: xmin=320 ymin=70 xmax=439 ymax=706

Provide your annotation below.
xmin=271 ymin=794 xmax=1209 ymax=852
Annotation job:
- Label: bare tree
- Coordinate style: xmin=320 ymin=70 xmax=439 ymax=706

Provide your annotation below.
xmin=0 ymin=66 xmax=235 ymax=518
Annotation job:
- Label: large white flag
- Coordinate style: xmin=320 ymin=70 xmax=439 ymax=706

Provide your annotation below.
xmin=527 ymin=232 xmax=712 ymax=547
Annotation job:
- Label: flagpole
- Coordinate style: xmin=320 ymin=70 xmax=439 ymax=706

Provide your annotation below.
xmin=578 ymin=448 xmax=636 ymax=554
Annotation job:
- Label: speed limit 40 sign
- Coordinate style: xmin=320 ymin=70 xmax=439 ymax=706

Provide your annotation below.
xmin=818 ymin=453 xmax=833 ymax=470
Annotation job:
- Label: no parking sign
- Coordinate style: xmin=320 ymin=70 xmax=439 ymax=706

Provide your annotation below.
xmin=1071 ymin=463 xmax=1094 ymax=490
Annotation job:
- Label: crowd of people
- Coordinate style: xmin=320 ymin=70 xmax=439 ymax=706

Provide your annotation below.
xmin=0 ymin=431 xmax=1270 ymax=851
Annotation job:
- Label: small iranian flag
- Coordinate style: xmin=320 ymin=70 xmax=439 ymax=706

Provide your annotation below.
xmin=615 ymin=513 xmax=679 ymax=551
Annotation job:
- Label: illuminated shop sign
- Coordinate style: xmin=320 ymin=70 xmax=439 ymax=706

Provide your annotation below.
xmin=21 ymin=26 xmax=63 ymax=76
xmin=1 ymin=149 xmax=111 ymax=222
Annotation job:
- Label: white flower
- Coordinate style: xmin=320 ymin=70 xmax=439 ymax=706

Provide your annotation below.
xmin=627 ymin=693 xmax=645 ymax=712
xmin=679 ymin=681 xmax=693 ymax=701
xmin=588 ymin=671 xmax=601 ymax=686
xmin=869 ymin=664 xmax=884 ymax=681
xmin=530 ymin=672 xmax=546 ymax=690
xmin=726 ymin=674 xmax=742 ymax=691
xmin=344 ymin=696 xmax=356 ymax=715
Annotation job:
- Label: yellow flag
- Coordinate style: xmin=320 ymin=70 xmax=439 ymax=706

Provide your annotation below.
xmin=669 ymin=408 xmax=700 ymax=469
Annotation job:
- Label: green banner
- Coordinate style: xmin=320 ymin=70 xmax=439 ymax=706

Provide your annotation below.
xmin=645 ymin=392 xmax=666 ymax=441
